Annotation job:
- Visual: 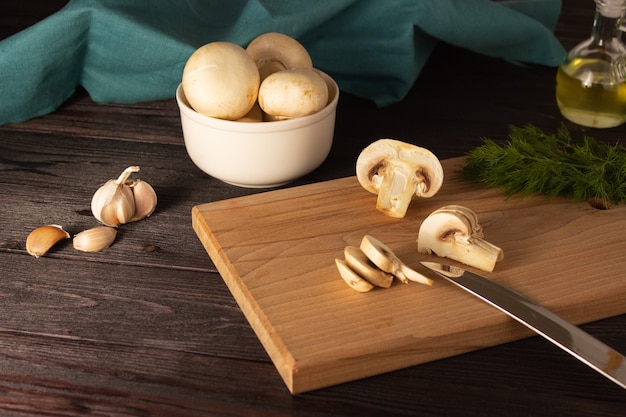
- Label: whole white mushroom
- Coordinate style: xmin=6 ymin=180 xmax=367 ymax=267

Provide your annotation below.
xmin=182 ymin=42 xmax=260 ymax=120
xmin=258 ymin=68 xmax=329 ymax=121
xmin=246 ymin=32 xmax=313 ymax=80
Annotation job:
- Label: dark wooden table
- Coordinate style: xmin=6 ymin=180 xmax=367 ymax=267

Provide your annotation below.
xmin=2 ymin=1 xmax=625 ymax=416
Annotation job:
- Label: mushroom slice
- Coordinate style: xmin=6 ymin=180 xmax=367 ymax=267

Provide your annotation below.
xmin=335 ymin=258 xmax=375 ymax=292
xmin=344 ymin=246 xmax=393 ymax=288
xmin=360 ymin=235 xmax=433 ymax=286
xmin=258 ymin=68 xmax=328 ymax=120
xmin=246 ymin=32 xmax=313 ymax=80
xmin=356 ymin=139 xmax=444 ymax=218
xmin=417 ymin=205 xmax=504 ymax=272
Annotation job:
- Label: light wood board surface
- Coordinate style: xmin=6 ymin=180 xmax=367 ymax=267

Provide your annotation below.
xmin=192 ymin=157 xmax=626 ymax=393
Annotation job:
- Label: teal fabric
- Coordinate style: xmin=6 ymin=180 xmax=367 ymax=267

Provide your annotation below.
xmin=0 ymin=0 xmax=566 ymax=125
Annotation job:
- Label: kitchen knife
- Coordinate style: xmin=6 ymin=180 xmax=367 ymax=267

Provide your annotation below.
xmin=420 ymin=261 xmax=626 ymax=390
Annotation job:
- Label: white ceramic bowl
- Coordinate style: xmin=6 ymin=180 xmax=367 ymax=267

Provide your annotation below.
xmin=176 ymin=71 xmax=339 ymax=188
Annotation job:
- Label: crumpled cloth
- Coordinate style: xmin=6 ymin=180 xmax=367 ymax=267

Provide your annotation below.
xmin=0 ymin=0 xmax=565 ymax=125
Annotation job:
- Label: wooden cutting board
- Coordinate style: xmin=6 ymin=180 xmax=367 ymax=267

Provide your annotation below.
xmin=191 ymin=157 xmax=626 ymax=394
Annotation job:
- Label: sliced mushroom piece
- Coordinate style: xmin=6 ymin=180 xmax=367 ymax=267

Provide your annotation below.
xmin=356 ymin=139 xmax=444 ymax=218
xmin=360 ymin=235 xmax=433 ymax=286
xmin=335 ymin=258 xmax=375 ymax=292
xmin=344 ymin=246 xmax=394 ymax=288
xmin=417 ymin=205 xmax=504 ymax=272
xmin=246 ymin=32 xmax=313 ymax=80
xmin=258 ymin=68 xmax=328 ymax=120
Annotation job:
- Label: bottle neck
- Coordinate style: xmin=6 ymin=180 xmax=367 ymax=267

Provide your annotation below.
xmin=593 ymin=0 xmax=626 ymax=43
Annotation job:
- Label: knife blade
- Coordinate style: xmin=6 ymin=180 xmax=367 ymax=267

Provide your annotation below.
xmin=420 ymin=261 xmax=626 ymax=390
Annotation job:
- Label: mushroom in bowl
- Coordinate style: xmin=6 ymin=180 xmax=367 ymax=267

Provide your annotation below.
xmin=177 ymin=34 xmax=339 ymax=188
xmin=258 ymin=68 xmax=329 ymax=121
xmin=246 ymin=32 xmax=313 ymax=81
xmin=176 ymin=70 xmax=339 ymax=188
xmin=182 ymin=42 xmax=260 ymax=121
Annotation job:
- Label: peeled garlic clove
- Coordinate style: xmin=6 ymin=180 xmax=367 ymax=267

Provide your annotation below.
xmin=129 ymin=179 xmax=157 ymax=222
xmin=26 ymin=224 xmax=70 ymax=258
xmin=91 ymin=166 xmax=139 ymax=227
xmin=73 ymin=226 xmax=117 ymax=252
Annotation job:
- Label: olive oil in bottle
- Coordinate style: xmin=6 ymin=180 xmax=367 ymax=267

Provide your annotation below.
xmin=556 ymin=0 xmax=626 ymax=128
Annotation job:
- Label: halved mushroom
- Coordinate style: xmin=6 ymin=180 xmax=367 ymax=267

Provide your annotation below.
xmin=417 ymin=205 xmax=504 ymax=272
xmin=182 ymin=41 xmax=260 ymax=120
xmin=356 ymin=139 xmax=444 ymax=218
xmin=246 ymin=32 xmax=313 ymax=80
xmin=258 ymin=68 xmax=329 ymax=121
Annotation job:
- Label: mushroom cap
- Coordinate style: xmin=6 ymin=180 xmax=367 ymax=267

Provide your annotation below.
xmin=429 ymin=205 xmax=483 ymax=238
xmin=356 ymin=139 xmax=444 ymax=197
xmin=258 ymin=68 xmax=329 ymax=119
xmin=246 ymin=32 xmax=313 ymax=79
xmin=418 ymin=208 xmax=474 ymax=249
xmin=182 ymin=41 xmax=260 ymax=120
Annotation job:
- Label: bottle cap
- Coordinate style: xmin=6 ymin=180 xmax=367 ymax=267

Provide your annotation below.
xmin=598 ymin=0 xmax=626 ymax=18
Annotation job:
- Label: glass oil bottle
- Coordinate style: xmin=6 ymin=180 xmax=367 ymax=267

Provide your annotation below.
xmin=556 ymin=0 xmax=626 ymax=128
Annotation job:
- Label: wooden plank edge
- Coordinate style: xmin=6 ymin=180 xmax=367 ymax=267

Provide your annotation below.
xmin=191 ymin=205 xmax=301 ymax=392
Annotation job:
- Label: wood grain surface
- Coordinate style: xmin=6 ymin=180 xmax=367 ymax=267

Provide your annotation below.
xmin=193 ymin=157 xmax=626 ymax=393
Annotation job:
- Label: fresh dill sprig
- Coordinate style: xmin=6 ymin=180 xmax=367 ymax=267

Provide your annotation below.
xmin=462 ymin=124 xmax=626 ymax=207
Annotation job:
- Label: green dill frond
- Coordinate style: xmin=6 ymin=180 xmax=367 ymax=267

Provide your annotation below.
xmin=462 ymin=124 xmax=626 ymax=207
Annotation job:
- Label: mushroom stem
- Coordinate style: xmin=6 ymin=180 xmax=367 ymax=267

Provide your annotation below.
xmin=435 ymin=235 xmax=503 ymax=273
xmin=375 ymin=160 xmax=418 ymax=218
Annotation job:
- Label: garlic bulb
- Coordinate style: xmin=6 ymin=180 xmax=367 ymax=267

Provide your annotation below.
xmin=91 ymin=166 xmax=138 ymax=227
xmin=91 ymin=166 xmax=157 ymax=227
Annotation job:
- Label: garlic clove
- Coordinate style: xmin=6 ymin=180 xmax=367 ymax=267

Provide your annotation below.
xmin=129 ymin=179 xmax=157 ymax=222
xmin=26 ymin=224 xmax=70 ymax=258
xmin=73 ymin=226 xmax=117 ymax=252
xmin=91 ymin=166 xmax=139 ymax=227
